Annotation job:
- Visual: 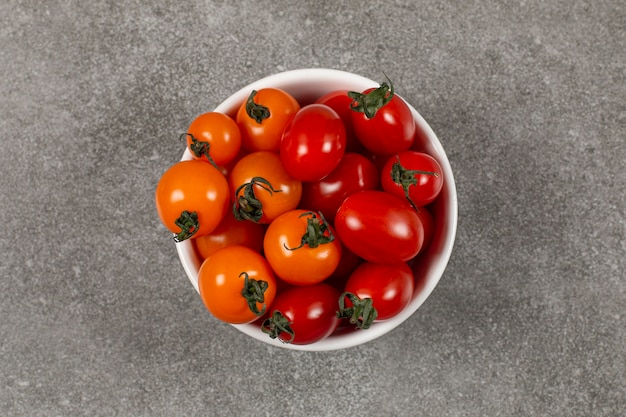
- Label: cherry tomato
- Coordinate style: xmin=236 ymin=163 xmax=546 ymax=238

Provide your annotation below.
xmin=334 ymin=190 xmax=424 ymax=263
xmin=348 ymin=78 xmax=415 ymax=155
xmin=184 ymin=112 xmax=242 ymax=167
xmin=324 ymin=243 xmax=362 ymax=290
xmin=381 ymin=151 xmax=444 ymax=208
xmin=299 ymin=152 xmax=379 ymax=223
xmin=263 ymin=210 xmax=341 ymax=286
xmin=236 ymin=88 xmax=300 ymax=152
xmin=343 ymin=262 xmax=414 ymax=321
xmin=415 ymin=207 xmax=434 ymax=254
xmin=261 ymin=283 xmax=340 ymax=344
xmin=194 ymin=212 xmax=265 ymax=261
xmin=198 ymin=245 xmax=277 ymax=324
xmin=315 ymin=90 xmax=363 ymax=152
xmin=280 ymin=104 xmax=346 ymax=182
xmin=155 ymin=160 xmax=230 ymax=241
xmin=230 ymin=151 xmax=302 ymax=224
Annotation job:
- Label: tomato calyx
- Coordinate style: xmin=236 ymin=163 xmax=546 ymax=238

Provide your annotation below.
xmin=245 ymin=90 xmax=271 ymax=124
xmin=337 ymin=292 xmax=378 ymax=330
xmin=173 ymin=210 xmax=200 ymax=242
xmin=284 ymin=211 xmax=335 ymax=250
xmin=233 ymin=176 xmax=282 ymax=223
xmin=390 ymin=156 xmax=440 ymax=210
xmin=239 ymin=272 xmax=269 ymax=316
xmin=347 ymin=74 xmax=394 ymax=119
xmin=180 ymin=133 xmax=219 ymax=169
xmin=261 ymin=311 xmax=295 ymax=343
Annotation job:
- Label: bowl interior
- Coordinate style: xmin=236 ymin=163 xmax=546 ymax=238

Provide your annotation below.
xmin=176 ymin=68 xmax=457 ymax=351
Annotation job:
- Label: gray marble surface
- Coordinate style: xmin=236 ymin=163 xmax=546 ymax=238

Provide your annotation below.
xmin=1 ymin=1 xmax=624 ymax=416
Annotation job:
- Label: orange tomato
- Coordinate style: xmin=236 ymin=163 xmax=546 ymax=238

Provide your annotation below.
xmin=229 ymin=151 xmax=302 ymax=224
xmin=198 ymin=245 xmax=277 ymax=324
xmin=194 ymin=212 xmax=266 ymax=260
xmin=184 ymin=112 xmax=242 ymax=167
xmin=155 ymin=160 xmax=229 ymax=241
xmin=263 ymin=209 xmax=342 ymax=286
xmin=236 ymin=88 xmax=300 ymax=152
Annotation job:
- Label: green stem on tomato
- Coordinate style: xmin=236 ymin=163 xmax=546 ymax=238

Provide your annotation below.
xmin=240 ymin=272 xmax=269 ymax=316
xmin=390 ymin=156 xmax=439 ymax=210
xmin=261 ymin=311 xmax=295 ymax=343
xmin=284 ymin=211 xmax=335 ymax=250
xmin=232 ymin=176 xmax=282 ymax=223
xmin=337 ymin=292 xmax=378 ymax=330
xmin=245 ymin=90 xmax=270 ymax=124
xmin=347 ymin=73 xmax=394 ymax=119
xmin=180 ymin=133 xmax=219 ymax=169
xmin=173 ymin=210 xmax=199 ymax=242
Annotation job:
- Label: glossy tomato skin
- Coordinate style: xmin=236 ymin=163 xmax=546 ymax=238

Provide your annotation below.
xmin=344 ymin=262 xmax=414 ymax=320
xmin=263 ymin=209 xmax=342 ymax=286
xmin=264 ymin=283 xmax=340 ymax=345
xmin=236 ymin=88 xmax=300 ymax=152
xmin=351 ymin=88 xmax=415 ymax=155
xmin=280 ymin=104 xmax=346 ymax=182
xmin=198 ymin=245 xmax=277 ymax=324
xmin=381 ymin=151 xmax=444 ymax=207
xmin=185 ymin=112 xmax=242 ymax=167
xmin=229 ymin=151 xmax=302 ymax=224
xmin=299 ymin=153 xmax=379 ymax=223
xmin=315 ymin=90 xmax=363 ymax=152
xmin=334 ymin=190 xmax=424 ymax=263
xmin=193 ymin=212 xmax=265 ymax=261
xmin=155 ymin=160 xmax=230 ymax=239
xmin=415 ymin=207 xmax=434 ymax=254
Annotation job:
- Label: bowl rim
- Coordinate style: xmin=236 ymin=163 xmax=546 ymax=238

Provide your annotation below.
xmin=175 ymin=68 xmax=458 ymax=351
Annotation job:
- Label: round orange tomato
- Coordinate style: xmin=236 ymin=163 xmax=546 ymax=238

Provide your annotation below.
xmin=194 ymin=212 xmax=265 ymax=260
xmin=198 ymin=245 xmax=277 ymax=324
xmin=184 ymin=112 xmax=242 ymax=167
xmin=236 ymin=88 xmax=300 ymax=152
xmin=263 ymin=210 xmax=342 ymax=285
xmin=155 ymin=160 xmax=229 ymax=241
xmin=230 ymin=151 xmax=302 ymax=224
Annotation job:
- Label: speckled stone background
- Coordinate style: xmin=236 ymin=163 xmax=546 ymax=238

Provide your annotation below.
xmin=1 ymin=1 xmax=624 ymax=416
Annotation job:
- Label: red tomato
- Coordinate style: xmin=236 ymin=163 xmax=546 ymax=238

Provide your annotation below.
xmin=198 ymin=246 xmax=277 ymax=324
xmin=381 ymin=151 xmax=444 ymax=208
xmin=261 ymin=283 xmax=340 ymax=344
xmin=193 ymin=212 xmax=265 ymax=260
xmin=324 ymin=243 xmax=362 ymax=290
xmin=334 ymin=190 xmax=424 ymax=263
xmin=236 ymin=88 xmax=300 ymax=152
xmin=348 ymin=78 xmax=415 ymax=155
xmin=155 ymin=160 xmax=230 ymax=241
xmin=315 ymin=90 xmax=363 ymax=152
xmin=299 ymin=152 xmax=379 ymax=223
xmin=280 ymin=104 xmax=346 ymax=182
xmin=415 ymin=207 xmax=434 ymax=254
xmin=230 ymin=151 xmax=302 ymax=224
xmin=343 ymin=262 xmax=414 ymax=321
xmin=184 ymin=112 xmax=242 ymax=167
xmin=263 ymin=210 xmax=341 ymax=285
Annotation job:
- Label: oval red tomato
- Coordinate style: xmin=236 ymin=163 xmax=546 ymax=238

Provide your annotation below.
xmin=343 ymin=262 xmax=414 ymax=321
xmin=261 ymin=283 xmax=340 ymax=345
xmin=299 ymin=152 xmax=379 ymax=222
xmin=315 ymin=90 xmax=362 ymax=152
xmin=348 ymin=79 xmax=415 ymax=155
xmin=280 ymin=104 xmax=346 ymax=182
xmin=381 ymin=151 xmax=444 ymax=208
xmin=334 ymin=190 xmax=424 ymax=263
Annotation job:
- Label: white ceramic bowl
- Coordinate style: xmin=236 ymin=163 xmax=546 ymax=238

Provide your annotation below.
xmin=176 ymin=68 xmax=457 ymax=351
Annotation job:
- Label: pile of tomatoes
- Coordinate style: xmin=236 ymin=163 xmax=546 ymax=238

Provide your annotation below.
xmin=155 ymin=77 xmax=444 ymax=345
